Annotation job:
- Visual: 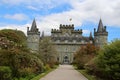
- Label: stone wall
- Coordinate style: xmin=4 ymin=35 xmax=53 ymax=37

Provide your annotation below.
xmin=52 ymin=43 xmax=86 ymax=64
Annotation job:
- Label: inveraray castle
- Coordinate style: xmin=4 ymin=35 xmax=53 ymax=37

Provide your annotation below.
xmin=27 ymin=19 xmax=108 ymax=64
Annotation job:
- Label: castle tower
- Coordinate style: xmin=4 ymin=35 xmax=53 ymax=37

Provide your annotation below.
xmin=27 ymin=19 xmax=40 ymax=52
xmin=94 ymin=19 xmax=108 ymax=47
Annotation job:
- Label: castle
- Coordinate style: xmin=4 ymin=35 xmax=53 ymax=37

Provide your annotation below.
xmin=27 ymin=19 xmax=108 ymax=64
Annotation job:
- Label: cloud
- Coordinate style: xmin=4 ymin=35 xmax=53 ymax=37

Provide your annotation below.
xmin=4 ymin=14 xmax=28 ymax=21
xmin=70 ymin=0 xmax=120 ymax=26
xmin=0 ymin=0 xmax=120 ymax=37
xmin=33 ymin=0 xmax=120 ymax=36
xmin=0 ymin=0 xmax=69 ymax=10
xmin=27 ymin=6 xmax=39 ymax=11
xmin=0 ymin=24 xmax=29 ymax=36
xmin=1 ymin=0 xmax=120 ymax=26
xmin=83 ymin=30 xmax=90 ymax=34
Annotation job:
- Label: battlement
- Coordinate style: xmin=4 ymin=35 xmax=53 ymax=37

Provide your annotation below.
xmin=51 ymin=29 xmax=62 ymax=33
xmin=71 ymin=29 xmax=82 ymax=34
xmin=94 ymin=26 xmax=108 ymax=36
xmin=59 ymin=24 xmax=74 ymax=29
xmin=27 ymin=27 xmax=40 ymax=35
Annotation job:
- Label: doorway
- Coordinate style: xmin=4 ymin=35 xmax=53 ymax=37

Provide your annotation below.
xmin=63 ymin=55 xmax=69 ymax=64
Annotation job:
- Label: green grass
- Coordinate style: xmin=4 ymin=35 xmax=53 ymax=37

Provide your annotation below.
xmin=31 ymin=66 xmax=58 ymax=80
xmin=79 ymin=70 xmax=97 ymax=80
xmin=30 ymin=69 xmax=52 ymax=80
xmin=73 ymin=65 xmax=98 ymax=80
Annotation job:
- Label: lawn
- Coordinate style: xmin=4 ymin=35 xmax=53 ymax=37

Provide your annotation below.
xmin=79 ymin=70 xmax=97 ymax=80
xmin=31 ymin=65 xmax=58 ymax=80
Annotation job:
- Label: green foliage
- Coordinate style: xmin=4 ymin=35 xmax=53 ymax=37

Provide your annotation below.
xmin=84 ymin=57 xmax=99 ymax=76
xmin=31 ymin=69 xmax=52 ymax=80
xmin=0 ymin=29 xmax=27 ymax=50
xmin=0 ymin=29 xmax=44 ymax=79
xmin=0 ymin=29 xmax=26 ymax=43
xmin=39 ymin=37 xmax=57 ymax=68
xmin=43 ymin=64 xmax=51 ymax=71
xmin=0 ymin=29 xmax=58 ymax=79
xmin=95 ymin=40 xmax=120 ymax=80
xmin=0 ymin=66 xmax=12 ymax=80
xmin=0 ymin=49 xmax=43 ymax=78
xmin=18 ymin=67 xmax=36 ymax=80
xmin=74 ymin=43 xmax=99 ymax=69
xmin=79 ymin=70 xmax=98 ymax=80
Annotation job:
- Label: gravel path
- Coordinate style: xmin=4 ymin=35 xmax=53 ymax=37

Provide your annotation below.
xmin=40 ymin=65 xmax=88 ymax=80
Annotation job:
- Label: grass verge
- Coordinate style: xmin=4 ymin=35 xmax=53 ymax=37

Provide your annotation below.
xmin=73 ymin=65 xmax=97 ymax=80
xmin=79 ymin=70 xmax=97 ymax=80
xmin=31 ymin=66 xmax=58 ymax=80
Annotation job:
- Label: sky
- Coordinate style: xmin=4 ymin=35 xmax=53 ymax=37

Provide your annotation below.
xmin=0 ymin=0 xmax=120 ymax=42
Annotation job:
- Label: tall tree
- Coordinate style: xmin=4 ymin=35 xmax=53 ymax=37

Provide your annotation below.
xmin=96 ymin=39 xmax=120 ymax=80
xmin=74 ymin=43 xmax=99 ymax=69
xmin=39 ymin=37 xmax=57 ymax=67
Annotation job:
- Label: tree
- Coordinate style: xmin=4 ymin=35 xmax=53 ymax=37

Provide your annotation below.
xmin=39 ymin=37 xmax=57 ymax=68
xmin=74 ymin=43 xmax=99 ymax=69
xmin=0 ymin=49 xmax=43 ymax=79
xmin=0 ymin=29 xmax=43 ymax=79
xmin=95 ymin=39 xmax=120 ymax=80
xmin=0 ymin=29 xmax=26 ymax=44
xmin=0 ymin=29 xmax=27 ymax=50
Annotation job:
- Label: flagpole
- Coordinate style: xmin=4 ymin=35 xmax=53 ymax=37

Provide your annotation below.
xmin=69 ymin=18 xmax=72 ymax=24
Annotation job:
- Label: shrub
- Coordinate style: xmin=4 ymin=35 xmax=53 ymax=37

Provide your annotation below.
xmin=18 ymin=67 xmax=36 ymax=79
xmin=74 ymin=43 xmax=99 ymax=69
xmin=96 ymin=40 xmax=120 ymax=80
xmin=0 ymin=66 xmax=12 ymax=80
xmin=0 ymin=49 xmax=44 ymax=79
xmin=12 ymin=52 xmax=44 ymax=77
xmin=44 ymin=64 xmax=51 ymax=71
xmin=84 ymin=57 xmax=102 ymax=77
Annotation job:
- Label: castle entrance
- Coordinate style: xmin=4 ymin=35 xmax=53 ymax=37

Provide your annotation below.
xmin=63 ymin=55 xmax=69 ymax=64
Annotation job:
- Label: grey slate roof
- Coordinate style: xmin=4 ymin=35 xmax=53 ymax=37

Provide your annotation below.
xmin=30 ymin=19 xmax=37 ymax=32
xmin=97 ymin=19 xmax=104 ymax=32
xmin=27 ymin=19 xmax=40 ymax=35
xmin=51 ymin=36 xmax=92 ymax=42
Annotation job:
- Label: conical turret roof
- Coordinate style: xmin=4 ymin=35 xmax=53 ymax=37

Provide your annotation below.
xmin=97 ymin=19 xmax=104 ymax=32
xmin=30 ymin=19 xmax=37 ymax=31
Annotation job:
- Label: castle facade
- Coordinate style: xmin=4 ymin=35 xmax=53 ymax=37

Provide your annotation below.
xmin=27 ymin=19 xmax=108 ymax=64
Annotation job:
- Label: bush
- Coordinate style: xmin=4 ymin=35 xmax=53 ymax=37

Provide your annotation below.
xmin=18 ymin=67 xmax=35 ymax=77
xmin=0 ymin=66 xmax=12 ymax=80
xmin=12 ymin=52 xmax=44 ymax=78
xmin=44 ymin=64 xmax=51 ymax=71
xmin=96 ymin=40 xmax=120 ymax=80
xmin=74 ymin=43 xmax=99 ymax=69
xmin=0 ymin=29 xmax=44 ymax=79
xmin=0 ymin=49 xmax=44 ymax=79
xmin=84 ymin=57 xmax=102 ymax=77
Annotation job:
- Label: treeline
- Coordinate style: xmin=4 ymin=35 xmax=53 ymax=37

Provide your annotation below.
xmin=0 ymin=29 xmax=58 ymax=80
xmin=74 ymin=40 xmax=120 ymax=80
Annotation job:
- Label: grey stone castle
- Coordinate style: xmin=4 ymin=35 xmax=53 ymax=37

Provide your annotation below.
xmin=27 ymin=19 xmax=108 ymax=64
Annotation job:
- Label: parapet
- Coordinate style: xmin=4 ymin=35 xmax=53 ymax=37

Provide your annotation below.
xmin=51 ymin=29 xmax=62 ymax=33
xmin=27 ymin=26 xmax=40 ymax=35
xmin=59 ymin=24 xmax=74 ymax=29
xmin=71 ymin=29 xmax=82 ymax=34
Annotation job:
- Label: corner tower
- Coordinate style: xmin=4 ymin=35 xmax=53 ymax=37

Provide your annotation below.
xmin=27 ymin=19 xmax=40 ymax=52
xmin=94 ymin=19 xmax=108 ymax=47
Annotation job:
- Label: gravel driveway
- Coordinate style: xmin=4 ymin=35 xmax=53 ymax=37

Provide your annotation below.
xmin=40 ymin=65 xmax=88 ymax=80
